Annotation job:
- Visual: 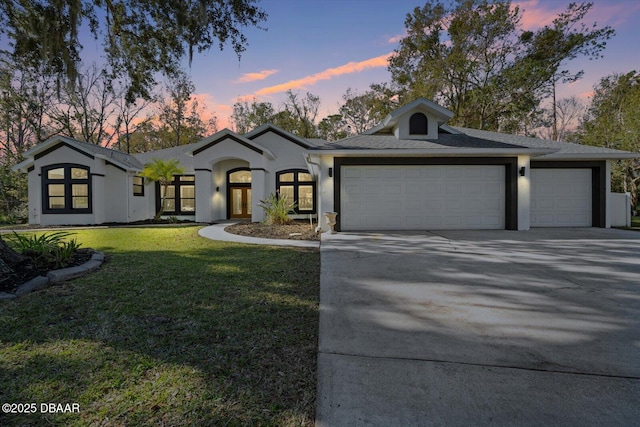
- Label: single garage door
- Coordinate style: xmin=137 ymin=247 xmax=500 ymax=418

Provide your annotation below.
xmin=530 ymin=168 xmax=592 ymax=227
xmin=340 ymin=165 xmax=505 ymax=230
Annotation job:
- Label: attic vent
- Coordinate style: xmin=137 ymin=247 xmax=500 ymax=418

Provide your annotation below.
xmin=409 ymin=113 xmax=428 ymax=135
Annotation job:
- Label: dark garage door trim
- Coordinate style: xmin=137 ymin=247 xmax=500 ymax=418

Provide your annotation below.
xmin=333 ymin=157 xmax=519 ymax=232
xmin=530 ymin=161 xmax=606 ymax=228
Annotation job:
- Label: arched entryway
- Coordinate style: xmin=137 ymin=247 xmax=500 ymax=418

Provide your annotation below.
xmin=227 ymin=168 xmax=252 ymax=219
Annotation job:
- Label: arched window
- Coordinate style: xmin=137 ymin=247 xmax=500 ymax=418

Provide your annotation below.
xmin=276 ymin=169 xmax=316 ymax=214
xmin=228 ymin=169 xmax=252 ymax=183
xmin=409 ymin=112 xmax=428 ymax=135
xmin=42 ymin=164 xmax=91 ymax=213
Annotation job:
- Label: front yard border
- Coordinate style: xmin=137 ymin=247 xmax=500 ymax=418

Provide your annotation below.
xmin=0 ymin=251 xmax=105 ymax=300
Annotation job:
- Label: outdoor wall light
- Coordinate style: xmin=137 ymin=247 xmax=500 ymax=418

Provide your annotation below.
xmin=216 ymin=186 xmax=220 ymax=192
xmin=328 ymin=167 xmax=333 ymax=177
xmin=519 ymin=166 xmax=526 ymax=177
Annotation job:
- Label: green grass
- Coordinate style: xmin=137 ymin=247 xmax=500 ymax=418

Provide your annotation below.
xmin=0 ymin=226 xmax=320 ymax=426
xmin=631 ymin=216 xmax=640 ymax=229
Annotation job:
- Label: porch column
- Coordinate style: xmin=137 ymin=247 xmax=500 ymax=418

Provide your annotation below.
xmin=195 ymin=168 xmax=213 ymax=223
xmin=250 ymin=168 xmax=266 ymax=223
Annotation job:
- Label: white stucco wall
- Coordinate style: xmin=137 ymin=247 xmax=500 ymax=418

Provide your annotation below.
xmin=128 ymin=174 xmax=154 ymax=222
xmin=191 ymin=132 xmax=311 ymax=223
xmin=605 ymin=160 xmax=612 ymax=228
xmin=250 ymin=131 xmax=318 ymax=222
xmin=517 ymin=155 xmax=531 ymax=230
xmin=103 ymin=164 xmax=128 ymax=223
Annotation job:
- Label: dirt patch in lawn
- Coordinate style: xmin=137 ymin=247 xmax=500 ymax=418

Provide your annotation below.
xmin=225 ymin=220 xmax=320 ymax=241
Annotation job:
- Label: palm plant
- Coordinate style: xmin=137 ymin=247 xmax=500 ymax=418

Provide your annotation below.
xmin=140 ymin=158 xmax=185 ymax=220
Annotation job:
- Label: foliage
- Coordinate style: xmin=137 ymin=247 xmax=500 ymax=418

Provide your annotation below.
xmin=576 ymin=71 xmax=640 ymax=209
xmin=259 ymin=193 xmax=297 ymax=225
xmin=140 ymin=158 xmax=185 ymax=220
xmin=0 ymin=53 xmax=58 ymax=158
xmin=8 ymin=230 xmax=81 ymax=269
xmin=230 ymin=98 xmax=276 ymax=134
xmin=339 ymin=87 xmax=396 ymax=136
xmin=317 ymin=114 xmax=348 ymax=141
xmin=0 ymin=0 xmax=267 ymax=102
xmin=388 ymin=0 xmax=614 ymax=133
xmin=230 ymin=90 xmax=321 ymax=138
xmin=0 ymin=163 xmax=28 ymax=223
xmin=0 ymin=227 xmax=319 ymax=425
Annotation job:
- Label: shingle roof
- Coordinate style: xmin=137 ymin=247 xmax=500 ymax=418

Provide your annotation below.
xmin=453 ymin=127 xmax=632 ymax=157
xmin=71 ymin=139 xmax=144 ymax=170
xmin=318 ymin=132 xmax=525 ymax=150
xmin=310 ymin=126 xmax=637 ymax=159
xmin=132 ymin=144 xmax=197 ymax=172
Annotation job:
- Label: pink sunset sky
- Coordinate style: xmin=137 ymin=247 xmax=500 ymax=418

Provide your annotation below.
xmin=73 ymin=0 xmax=639 ymax=130
xmin=183 ymin=0 xmax=640 ymax=129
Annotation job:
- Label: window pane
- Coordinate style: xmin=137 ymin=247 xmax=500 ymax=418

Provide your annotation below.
xmin=247 ymin=189 xmax=252 ymax=215
xmin=72 ymin=184 xmax=88 ymax=196
xmin=410 ymin=112 xmax=428 ymax=135
xmin=49 ymin=197 xmax=66 ymax=209
xmin=47 ymin=168 xmax=65 ymax=179
xmin=71 ymin=168 xmax=88 ymax=179
xmin=48 ymin=184 xmax=65 ymax=196
xmin=181 ymin=199 xmax=195 ymax=211
xmin=232 ymin=188 xmax=243 ymax=215
xmin=279 ymin=172 xmax=294 ymax=182
xmin=165 ymin=185 xmax=175 ymax=198
xmin=298 ymin=172 xmax=312 ymax=182
xmin=180 ymin=185 xmax=195 ymax=199
xmin=133 ymin=176 xmax=144 ymax=186
xmin=165 ymin=199 xmax=176 ymax=212
xmin=279 ymin=186 xmax=294 ymax=203
xmin=298 ymin=185 xmax=314 ymax=210
xmin=180 ymin=175 xmax=195 ymax=181
xmin=229 ymin=170 xmax=251 ymax=183
xmin=72 ymin=197 xmax=89 ymax=209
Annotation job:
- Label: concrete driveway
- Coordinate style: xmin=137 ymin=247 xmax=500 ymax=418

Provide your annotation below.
xmin=316 ymin=228 xmax=640 ymax=426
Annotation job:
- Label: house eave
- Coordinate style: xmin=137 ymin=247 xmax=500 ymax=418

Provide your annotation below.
xmin=536 ymin=152 xmax=640 ymax=161
xmin=308 ymin=148 xmax=555 ymax=157
xmin=11 ymin=158 xmax=34 ymax=173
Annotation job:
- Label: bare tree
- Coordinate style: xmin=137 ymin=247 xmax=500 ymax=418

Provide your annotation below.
xmin=48 ymin=64 xmax=118 ymax=145
xmin=540 ymin=96 xmax=584 ymax=141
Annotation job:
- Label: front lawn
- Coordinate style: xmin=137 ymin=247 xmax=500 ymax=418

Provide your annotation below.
xmin=0 ymin=226 xmax=320 ymax=426
xmin=632 ymin=216 xmax=640 ymax=229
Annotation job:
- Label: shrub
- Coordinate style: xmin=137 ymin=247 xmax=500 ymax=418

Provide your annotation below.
xmin=259 ymin=193 xmax=297 ymax=225
xmin=9 ymin=231 xmax=82 ymax=269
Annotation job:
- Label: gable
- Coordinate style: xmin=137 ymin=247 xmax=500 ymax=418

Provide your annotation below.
xmin=365 ymin=98 xmax=454 ymax=140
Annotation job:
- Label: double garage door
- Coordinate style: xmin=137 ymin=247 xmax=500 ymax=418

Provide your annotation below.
xmin=340 ymin=165 xmax=506 ymax=230
xmin=339 ymin=165 xmax=594 ymax=231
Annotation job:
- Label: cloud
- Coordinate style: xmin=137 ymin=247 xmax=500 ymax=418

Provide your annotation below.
xmin=388 ymin=33 xmax=406 ymax=44
xmin=234 ymin=69 xmax=279 ymax=83
xmin=254 ymin=53 xmax=393 ymax=96
xmin=514 ymin=0 xmax=638 ymax=30
xmin=512 ymin=0 xmax=559 ymax=30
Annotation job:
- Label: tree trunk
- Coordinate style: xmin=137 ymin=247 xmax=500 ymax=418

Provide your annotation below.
xmin=0 ymin=236 xmax=26 ymax=281
xmin=0 ymin=236 xmax=26 ymax=266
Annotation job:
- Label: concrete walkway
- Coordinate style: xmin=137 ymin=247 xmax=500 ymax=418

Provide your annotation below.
xmin=316 ymin=228 xmax=640 ymax=426
xmin=198 ymin=222 xmax=320 ymax=248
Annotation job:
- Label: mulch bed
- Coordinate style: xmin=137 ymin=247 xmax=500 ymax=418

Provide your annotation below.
xmin=0 ymin=248 xmax=94 ymax=294
xmin=224 ymin=220 xmax=320 ymax=241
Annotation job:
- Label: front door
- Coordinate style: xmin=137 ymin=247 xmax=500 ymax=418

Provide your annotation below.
xmin=230 ymin=187 xmax=252 ymax=219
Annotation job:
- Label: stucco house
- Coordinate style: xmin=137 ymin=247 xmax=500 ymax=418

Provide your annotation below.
xmin=13 ymin=98 xmax=637 ymax=231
